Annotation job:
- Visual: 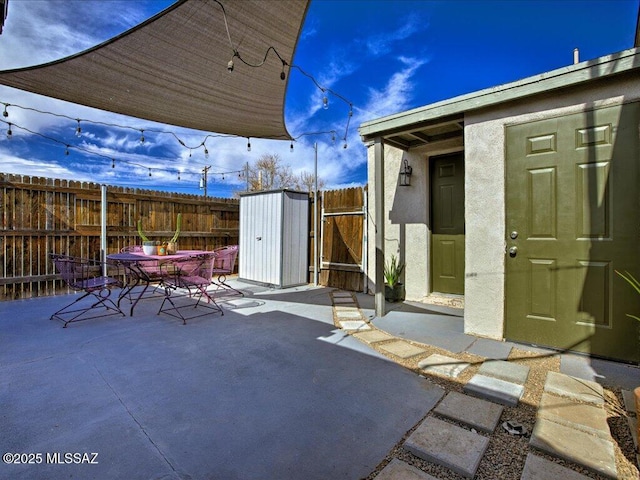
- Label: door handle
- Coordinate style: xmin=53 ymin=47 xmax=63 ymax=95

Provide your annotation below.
xmin=509 ymin=246 xmax=517 ymax=257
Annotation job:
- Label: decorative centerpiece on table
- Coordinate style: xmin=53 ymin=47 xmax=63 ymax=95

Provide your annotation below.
xmin=137 ymin=213 xmax=182 ymax=255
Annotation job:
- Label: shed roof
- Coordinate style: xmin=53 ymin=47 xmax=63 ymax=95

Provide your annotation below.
xmin=359 ymin=47 xmax=640 ymax=150
xmin=0 ymin=0 xmax=310 ymax=140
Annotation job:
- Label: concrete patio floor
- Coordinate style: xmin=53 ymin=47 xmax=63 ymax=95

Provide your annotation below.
xmin=0 ymin=282 xmax=445 ymax=480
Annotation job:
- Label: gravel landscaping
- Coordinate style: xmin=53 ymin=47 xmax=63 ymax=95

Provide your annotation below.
xmin=335 ymin=312 xmax=640 ymax=480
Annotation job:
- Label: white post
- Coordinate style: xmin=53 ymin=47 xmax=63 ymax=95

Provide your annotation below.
xmin=100 ymin=184 xmax=107 ymax=276
xmin=314 ymin=142 xmax=319 ymax=286
xmin=374 ymin=137 xmax=385 ymax=317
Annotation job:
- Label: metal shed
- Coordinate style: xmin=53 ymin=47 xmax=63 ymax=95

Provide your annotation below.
xmin=239 ymin=189 xmax=309 ymax=288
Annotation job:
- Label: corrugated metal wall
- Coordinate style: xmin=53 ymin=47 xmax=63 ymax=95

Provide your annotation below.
xmin=239 ymin=190 xmax=308 ymax=288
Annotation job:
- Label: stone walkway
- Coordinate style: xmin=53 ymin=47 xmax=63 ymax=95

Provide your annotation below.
xmin=329 ymin=291 xmax=634 ymax=480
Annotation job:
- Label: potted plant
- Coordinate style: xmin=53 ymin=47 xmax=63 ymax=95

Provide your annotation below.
xmin=384 ymin=254 xmax=405 ymax=302
xmin=137 ymin=213 xmax=182 ymax=255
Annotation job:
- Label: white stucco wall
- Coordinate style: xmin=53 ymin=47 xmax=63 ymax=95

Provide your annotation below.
xmin=366 ymin=139 xmax=462 ymax=301
xmin=367 ymin=71 xmax=640 ymax=340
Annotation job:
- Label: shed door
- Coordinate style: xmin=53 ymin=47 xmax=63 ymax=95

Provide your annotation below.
xmin=430 ymin=153 xmax=465 ymax=294
xmin=505 ymin=103 xmax=639 ymax=363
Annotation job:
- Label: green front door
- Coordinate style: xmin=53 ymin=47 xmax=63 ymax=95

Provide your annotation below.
xmin=431 ymin=153 xmax=465 ymax=294
xmin=505 ymin=103 xmax=640 ymax=363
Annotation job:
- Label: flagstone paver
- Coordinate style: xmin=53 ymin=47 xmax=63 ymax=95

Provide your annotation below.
xmin=538 ymin=392 xmax=610 ymax=438
xmin=332 ymin=297 xmax=357 ymax=304
xmin=530 ymin=417 xmax=616 ymax=479
xmin=464 ymin=374 xmax=524 ymax=407
xmin=477 ymin=359 xmax=529 ymax=385
xmin=543 ymin=371 xmax=605 ymax=405
xmin=353 ymin=330 xmax=394 ymax=343
xmin=418 ymin=354 xmax=470 ymax=378
xmin=404 ymin=416 xmax=489 ymax=479
xmin=520 ymin=453 xmax=592 ymax=480
xmin=338 ymin=320 xmax=370 ymax=331
xmin=375 ymin=459 xmax=440 ymax=480
xmin=335 ymin=310 xmax=363 ymax=320
xmin=379 ymin=340 xmax=426 ymax=359
xmin=434 ymin=391 xmax=503 ymax=433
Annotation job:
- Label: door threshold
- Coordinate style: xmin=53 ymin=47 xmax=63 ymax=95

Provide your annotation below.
xmin=422 ymin=292 xmax=464 ymax=309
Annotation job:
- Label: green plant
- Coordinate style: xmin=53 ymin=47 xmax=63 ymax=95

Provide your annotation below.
xmin=137 ymin=213 xmax=182 ymax=244
xmin=384 ymin=255 xmax=405 ymax=287
xmin=616 ymin=270 xmax=640 ymax=322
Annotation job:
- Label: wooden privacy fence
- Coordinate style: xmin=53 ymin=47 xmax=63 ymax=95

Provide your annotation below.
xmin=0 ymin=173 xmax=367 ymax=300
xmin=0 ymin=174 xmax=239 ymax=300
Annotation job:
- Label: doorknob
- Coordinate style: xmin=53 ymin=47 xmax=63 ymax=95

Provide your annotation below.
xmin=509 ymin=246 xmax=518 ymax=257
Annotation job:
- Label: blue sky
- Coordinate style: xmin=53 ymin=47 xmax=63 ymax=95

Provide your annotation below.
xmin=0 ymin=0 xmax=637 ymax=198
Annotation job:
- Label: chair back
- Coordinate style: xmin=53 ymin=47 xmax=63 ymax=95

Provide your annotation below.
xmin=173 ymin=252 xmax=217 ymax=288
xmin=213 ymin=245 xmax=239 ymax=274
xmin=121 ymin=245 xmax=143 ymax=253
xmin=51 ymin=254 xmax=83 ymax=290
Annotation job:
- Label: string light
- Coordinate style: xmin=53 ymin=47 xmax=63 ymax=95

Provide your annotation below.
xmin=6 ymin=122 xmax=12 ymax=139
xmin=140 ymin=130 xmax=145 ymax=144
xmin=75 ymin=119 xmax=82 ymax=137
xmin=289 ymin=141 xmax=294 ymax=152
xmin=204 ymin=146 xmax=209 ymax=159
xmin=322 ymin=94 xmax=329 ymax=110
xmin=246 ymin=138 xmax=251 ymax=152
xmin=2 ymin=103 xmax=8 ymax=118
xmin=1 ymin=119 xmax=242 ymax=185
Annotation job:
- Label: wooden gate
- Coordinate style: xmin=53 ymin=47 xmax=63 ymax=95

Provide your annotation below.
xmin=318 ymin=187 xmax=366 ymax=291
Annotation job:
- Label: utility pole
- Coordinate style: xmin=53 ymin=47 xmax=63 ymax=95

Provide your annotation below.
xmin=200 ymin=165 xmax=211 ymax=198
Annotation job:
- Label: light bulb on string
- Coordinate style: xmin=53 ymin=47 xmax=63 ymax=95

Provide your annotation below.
xmin=6 ymin=123 xmax=12 ymax=139
xmin=204 ymin=146 xmax=209 ymax=159
xmin=177 ymin=171 xmax=181 ymax=181
xmin=322 ymin=94 xmax=329 ymax=110
xmin=148 ymin=168 xmax=152 ymax=177
xmin=65 ymin=145 xmax=70 ymax=155
xmin=331 ymin=132 xmax=336 ymax=143
xmin=280 ymin=61 xmax=286 ymax=81
xmin=75 ymin=119 xmax=82 ymax=137
xmin=222 ymin=173 xmax=225 ymax=180
xmin=140 ymin=130 xmax=145 ymax=144
xmin=247 ymin=138 xmax=251 ymax=152
xmin=111 ymin=158 xmax=115 ymax=169
xmin=290 ymin=141 xmax=294 ymax=152
xmin=2 ymin=104 xmax=8 ymax=118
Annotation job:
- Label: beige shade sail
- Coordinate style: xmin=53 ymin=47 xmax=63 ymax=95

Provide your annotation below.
xmin=0 ymin=0 xmax=310 ymax=140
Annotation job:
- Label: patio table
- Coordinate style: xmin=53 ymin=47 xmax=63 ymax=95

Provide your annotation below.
xmin=107 ymin=250 xmax=210 ymax=315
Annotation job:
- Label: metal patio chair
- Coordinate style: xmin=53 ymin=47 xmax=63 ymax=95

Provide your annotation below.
xmin=118 ymin=245 xmax=168 ymax=307
xmin=49 ymin=254 xmax=126 ymax=327
xmin=158 ymin=252 xmax=223 ymax=324
xmin=211 ymin=245 xmax=243 ymax=297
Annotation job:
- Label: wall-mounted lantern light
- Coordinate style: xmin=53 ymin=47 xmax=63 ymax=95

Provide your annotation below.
xmin=399 ymin=158 xmax=412 ymax=186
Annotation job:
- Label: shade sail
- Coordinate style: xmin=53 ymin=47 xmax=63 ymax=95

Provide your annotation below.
xmin=0 ymin=0 xmax=310 ymax=140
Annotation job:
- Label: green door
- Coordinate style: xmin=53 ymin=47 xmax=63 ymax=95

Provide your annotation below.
xmin=505 ymin=103 xmax=640 ymax=363
xmin=431 ymin=153 xmax=465 ymax=294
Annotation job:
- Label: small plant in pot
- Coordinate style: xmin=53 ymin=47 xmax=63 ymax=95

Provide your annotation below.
xmin=384 ymin=255 xmax=405 ymax=302
xmin=137 ymin=213 xmax=182 ymax=255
